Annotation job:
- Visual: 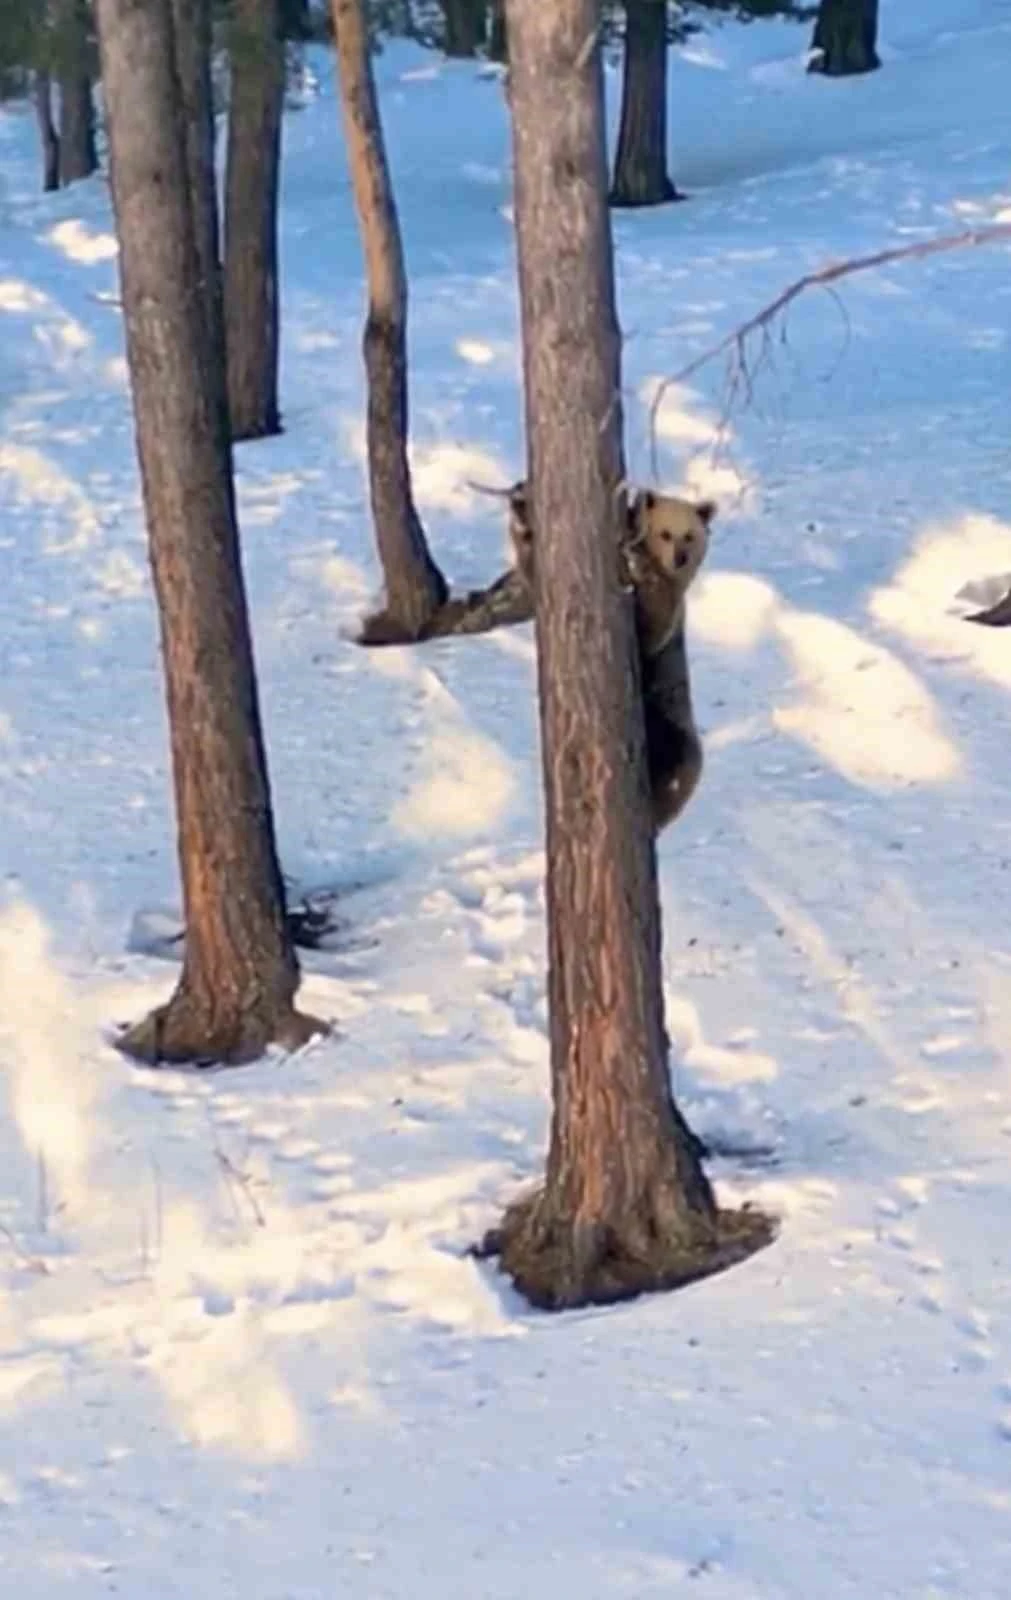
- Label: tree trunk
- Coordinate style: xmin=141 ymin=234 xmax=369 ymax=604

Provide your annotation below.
xmin=611 ymin=0 xmax=679 ymax=208
xmin=224 ymin=0 xmax=286 ymax=441
xmin=482 ymin=0 xmax=771 ymax=1310
xmin=280 ymin=0 xmax=311 ymax=38
xmin=809 ymin=0 xmax=880 ymax=76
xmin=442 ymin=0 xmax=485 ymax=57
xmin=488 ymin=0 xmax=507 ymax=62
xmin=56 ymin=0 xmax=97 ymax=187
xmin=93 ymin=0 xmax=324 ymax=1067
xmin=34 ymin=70 xmax=60 ymax=192
xmin=171 ymin=0 xmax=227 ymax=424
xmin=330 ymin=0 xmax=449 ymax=639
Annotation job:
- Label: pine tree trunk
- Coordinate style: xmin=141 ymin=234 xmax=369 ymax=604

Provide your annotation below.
xmin=483 ymin=0 xmax=771 ymax=1310
xmin=93 ymin=0 xmax=324 ymax=1067
xmin=809 ymin=0 xmax=880 ymax=76
xmin=330 ymin=0 xmax=448 ymax=639
xmin=442 ymin=0 xmax=485 ymax=57
xmin=611 ymin=0 xmax=678 ymax=208
xmin=171 ymin=0 xmax=228 ymax=425
xmin=34 ymin=70 xmax=60 ymax=192
xmin=56 ymin=0 xmax=97 ymax=187
xmin=224 ymin=0 xmax=286 ymax=441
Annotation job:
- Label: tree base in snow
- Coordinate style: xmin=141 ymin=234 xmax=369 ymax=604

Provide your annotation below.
xmin=116 ymin=989 xmax=329 ymax=1069
xmin=359 ymin=566 xmax=533 ymax=646
xmin=609 ymin=177 xmax=684 ymax=209
xmin=229 ymin=409 xmax=283 ymax=444
xmin=967 ymin=589 xmax=1011 ymax=627
xmin=478 ymin=1184 xmax=775 ymax=1312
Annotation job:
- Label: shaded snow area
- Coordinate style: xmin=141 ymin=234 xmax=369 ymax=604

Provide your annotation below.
xmin=3 ymin=1 xmax=1011 ymax=1593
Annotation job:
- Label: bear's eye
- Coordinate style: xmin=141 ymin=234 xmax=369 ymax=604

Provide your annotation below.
xmin=661 ymin=530 xmax=673 ymax=543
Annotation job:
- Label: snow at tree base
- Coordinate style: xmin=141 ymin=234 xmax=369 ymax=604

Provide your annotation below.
xmin=2 ymin=0 xmax=1011 ymax=1592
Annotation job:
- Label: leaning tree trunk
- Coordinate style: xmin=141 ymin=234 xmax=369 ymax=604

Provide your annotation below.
xmin=482 ymin=0 xmax=771 ymax=1310
xmin=611 ymin=0 xmax=679 ymax=208
xmin=56 ymin=0 xmax=97 ymax=186
xmin=330 ymin=0 xmax=449 ymax=640
xmin=34 ymin=71 xmax=60 ymax=192
xmin=224 ymin=0 xmax=286 ymax=441
xmin=94 ymin=0 xmax=323 ymax=1066
xmin=171 ymin=0 xmax=227 ymax=422
xmin=809 ymin=0 xmax=880 ymax=76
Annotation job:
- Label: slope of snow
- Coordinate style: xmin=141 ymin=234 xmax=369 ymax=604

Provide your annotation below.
xmin=2 ymin=2 xmax=1011 ymax=1594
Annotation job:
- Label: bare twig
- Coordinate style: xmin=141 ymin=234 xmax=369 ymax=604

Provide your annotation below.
xmin=648 ymin=222 xmax=1011 ymax=461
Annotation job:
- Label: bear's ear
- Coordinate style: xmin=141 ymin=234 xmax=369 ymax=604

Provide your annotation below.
xmin=694 ymin=496 xmax=719 ymax=528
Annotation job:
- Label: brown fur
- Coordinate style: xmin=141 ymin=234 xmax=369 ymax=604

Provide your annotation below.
xmin=506 ymin=483 xmax=714 ymax=832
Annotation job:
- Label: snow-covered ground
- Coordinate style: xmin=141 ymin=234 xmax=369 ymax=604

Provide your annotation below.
xmin=2 ymin=1 xmax=1011 ymax=1593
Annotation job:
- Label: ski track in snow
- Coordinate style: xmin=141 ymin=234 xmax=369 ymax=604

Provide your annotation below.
xmin=3 ymin=2 xmax=1011 ymax=1594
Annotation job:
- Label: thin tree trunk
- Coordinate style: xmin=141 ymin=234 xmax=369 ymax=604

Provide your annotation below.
xmin=34 ymin=70 xmax=60 ymax=192
xmin=488 ymin=0 xmax=507 ymax=62
xmin=171 ymin=0 xmax=228 ymax=424
xmin=224 ymin=0 xmax=286 ymax=441
xmin=93 ymin=0 xmax=324 ymax=1067
xmin=611 ymin=0 xmax=679 ymax=208
xmin=330 ymin=0 xmax=449 ymax=639
xmin=481 ymin=0 xmax=771 ymax=1309
xmin=809 ymin=0 xmax=880 ymax=76
xmin=56 ymin=0 xmax=97 ymax=187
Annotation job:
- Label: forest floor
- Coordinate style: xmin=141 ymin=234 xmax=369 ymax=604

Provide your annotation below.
xmin=2 ymin=1 xmax=1011 ymax=1594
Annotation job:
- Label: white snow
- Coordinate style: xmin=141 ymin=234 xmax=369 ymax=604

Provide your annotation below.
xmin=3 ymin=1 xmax=1011 ymax=1593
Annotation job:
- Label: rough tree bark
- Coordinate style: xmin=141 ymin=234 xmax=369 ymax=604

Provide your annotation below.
xmin=34 ymin=70 xmax=60 ymax=192
xmin=611 ymin=0 xmax=680 ymax=209
xmin=94 ymin=0 xmax=324 ymax=1066
xmin=330 ymin=0 xmax=449 ymax=640
xmin=56 ymin=0 xmax=97 ymax=186
xmin=171 ymin=0 xmax=227 ymax=416
xmin=224 ymin=0 xmax=286 ymax=440
xmin=808 ymin=0 xmax=880 ymax=76
xmin=479 ymin=0 xmax=772 ymax=1309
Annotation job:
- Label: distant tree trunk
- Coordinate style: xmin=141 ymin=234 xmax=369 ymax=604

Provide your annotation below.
xmin=488 ymin=0 xmax=507 ymax=62
xmin=56 ymin=0 xmax=97 ymax=186
xmin=224 ymin=0 xmax=286 ymax=441
xmin=171 ymin=0 xmax=227 ymax=419
xmin=442 ymin=0 xmax=485 ymax=56
xmin=330 ymin=0 xmax=449 ymax=640
xmin=482 ymin=0 xmax=771 ymax=1309
xmin=34 ymin=70 xmax=60 ymax=192
xmin=94 ymin=0 xmax=324 ymax=1066
xmin=611 ymin=0 xmax=679 ymax=208
xmin=809 ymin=0 xmax=880 ymax=76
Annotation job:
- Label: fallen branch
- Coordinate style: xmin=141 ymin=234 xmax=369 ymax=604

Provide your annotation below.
xmin=649 ymin=221 xmax=1011 ymax=457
